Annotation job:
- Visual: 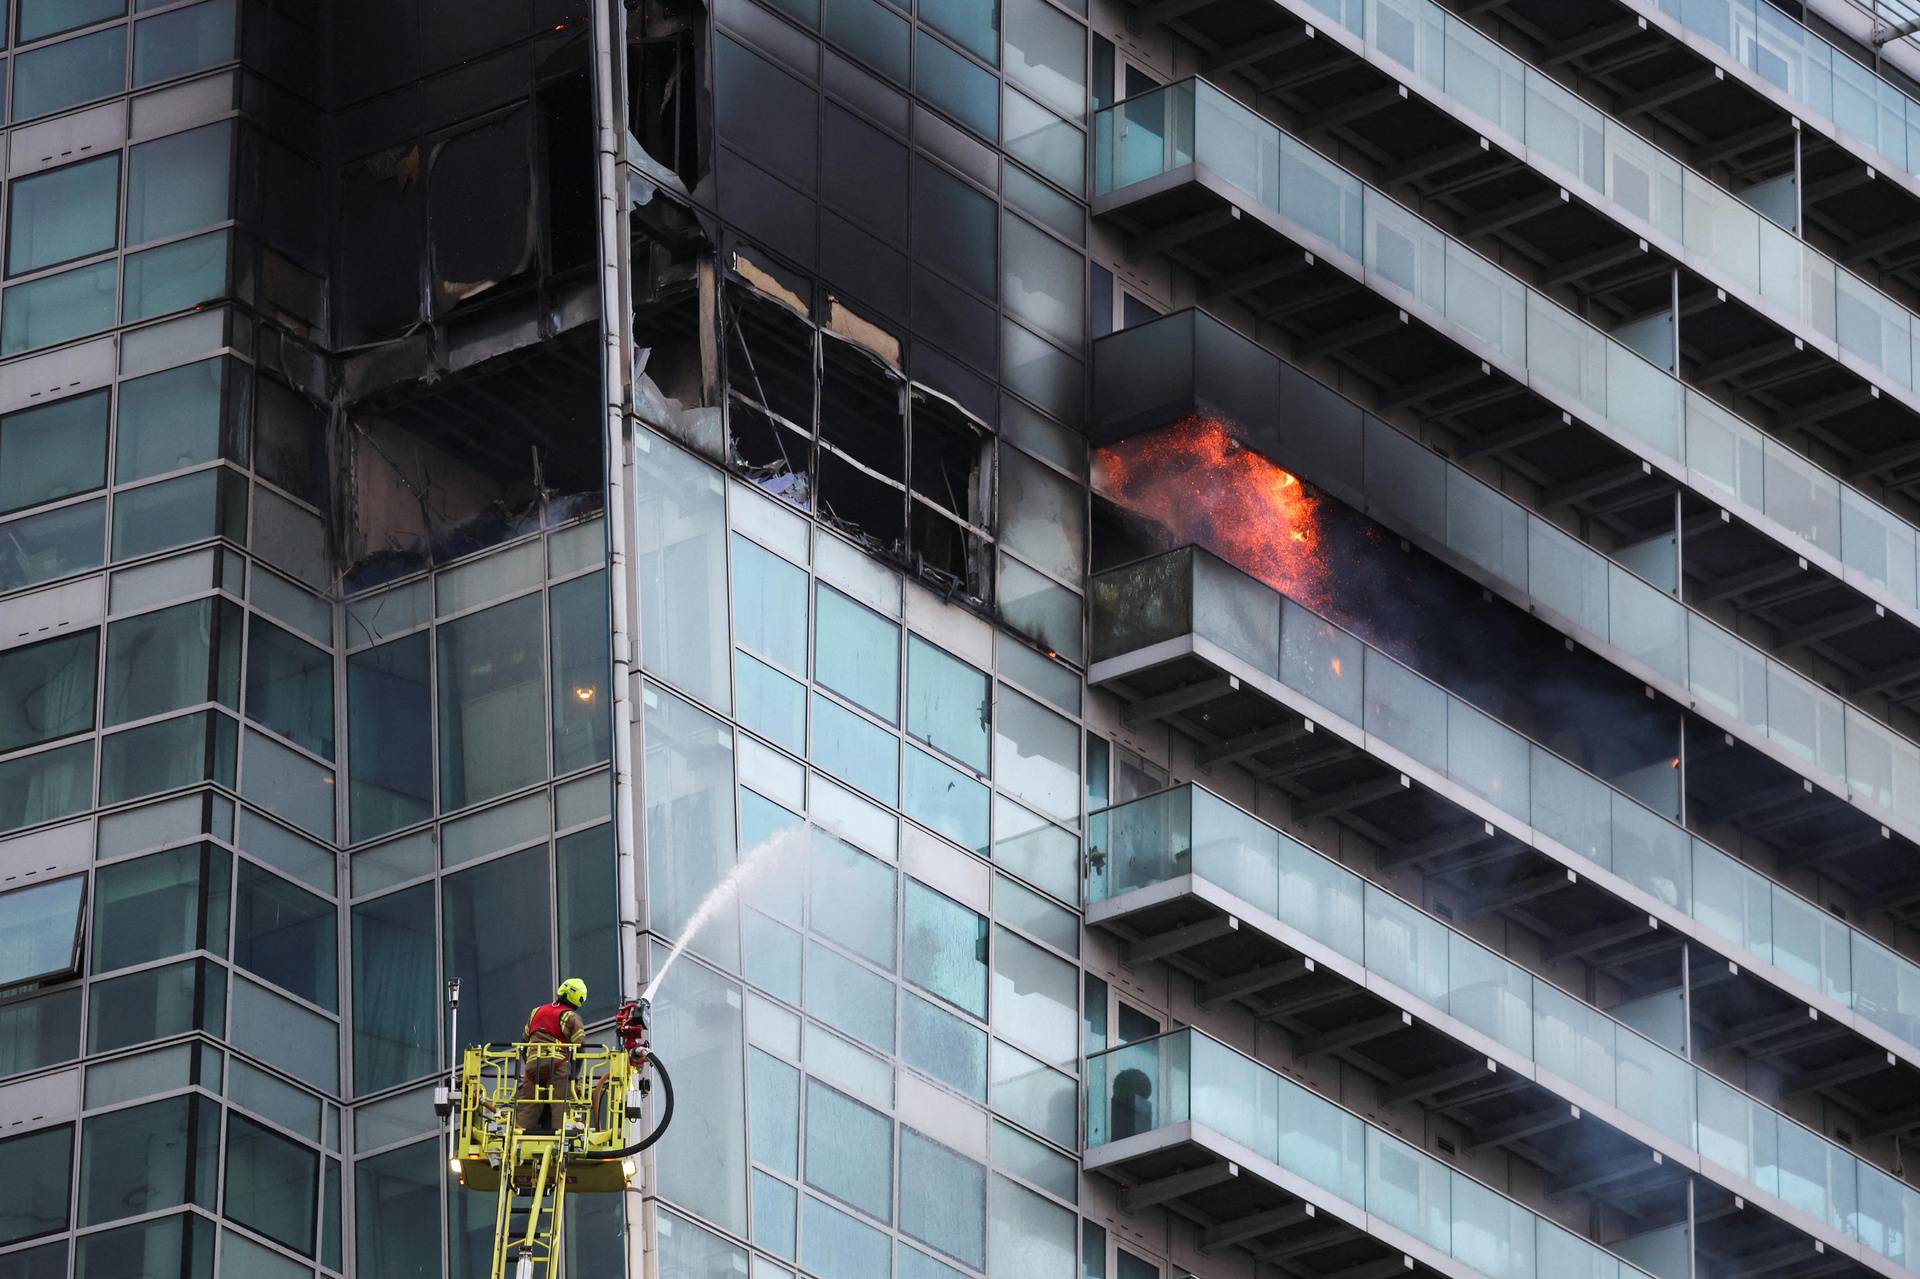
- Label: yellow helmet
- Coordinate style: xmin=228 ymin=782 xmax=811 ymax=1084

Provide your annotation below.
xmin=557 ymin=977 xmax=588 ymax=1007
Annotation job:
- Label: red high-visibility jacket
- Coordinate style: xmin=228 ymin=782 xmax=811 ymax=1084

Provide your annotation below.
xmin=525 ymin=1002 xmax=585 ymax=1045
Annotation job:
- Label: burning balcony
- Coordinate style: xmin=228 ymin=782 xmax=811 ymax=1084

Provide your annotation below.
xmin=1085 ymin=1026 xmax=1656 ymax=1279
xmin=1092 ymin=309 xmax=1920 ymax=934
xmin=1088 ymin=545 xmax=1920 ymax=1119
xmin=1091 ymin=85 xmax=1920 ymax=684
xmin=1088 ymin=782 xmax=1920 ymax=1279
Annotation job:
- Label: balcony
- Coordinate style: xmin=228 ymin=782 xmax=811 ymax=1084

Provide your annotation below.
xmin=1090 ymin=782 xmax=1920 ymax=1277
xmin=1093 ymin=80 xmax=1920 ymax=660
xmin=1088 ymin=545 xmax=1920 ymax=1100
xmin=1118 ymin=0 xmax=1920 ymax=528
xmin=1092 ymin=309 xmax=1920 ymax=910
xmin=1085 ymin=1027 xmax=1655 ymax=1278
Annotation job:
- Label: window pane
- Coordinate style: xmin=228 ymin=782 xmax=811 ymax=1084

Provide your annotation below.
xmin=123 ymin=228 xmax=229 ymax=322
xmin=644 ymin=685 xmax=740 ymax=967
xmin=241 ymin=727 xmax=334 ymax=841
xmin=900 ymin=1129 xmax=986 ymax=1267
xmin=93 ymin=842 xmax=228 ymax=973
xmin=802 ymin=1194 xmax=890 ymax=1279
xmin=132 ymin=0 xmax=235 ymax=86
xmin=991 ymin=925 xmax=1076 ymax=1063
xmin=994 ymin=686 xmax=1079 ymax=825
xmin=651 ymin=945 xmax=750 ymax=1234
xmin=105 ymin=598 xmax=235 ymax=725
xmin=999 ymin=448 xmax=1083 ymax=585
xmin=354 ymin=1142 xmax=440 ymax=1279
xmin=814 ymin=585 xmax=899 ymax=720
xmin=443 ymin=847 xmax=550 ymax=1045
xmin=0 ymin=1125 xmax=70 ymax=1246
xmin=0 ymin=390 xmax=108 ymax=514
xmin=0 ymin=631 xmax=96 ymax=753
xmin=0 ymin=989 xmax=81 ymax=1078
xmin=906 ymin=636 xmax=988 ymax=770
xmin=804 ymin=938 xmax=894 ymax=1051
xmin=12 ymin=26 xmax=125 ymax=121
xmin=19 ymin=0 xmax=124 ymax=42
xmin=557 ymin=823 xmax=618 ymax=1013
xmin=810 ymin=693 xmax=898 ymax=803
xmin=79 ymin=1094 xmax=218 ymax=1226
xmin=904 ymin=745 xmax=989 ymax=852
xmin=737 ymin=650 xmax=806 ymax=753
xmin=116 ymin=358 xmax=243 ymax=484
xmin=112 ymin=468 xmax=245 ymax=561
xmin=1 ymin=259 xmax=117 ymax=355
xmin=920 ymin=0 xmax=997 ymax=63
xmin=247 ymin=617 xmax=333 ymax=759
xmin=235 ymin=860 xmax=336 ymax=1011
xmin=127 ymin=121 xmax=232 ymax=245
xmin=438 ymin=592 xmax=545 ymax=811
xmin=224 ymin=1115 xmax=317 ymax=1256
xmin=902 ymin=990 xmax=986 ymax=1097
xmin=809 ymin=834 xmax=896 ymax=970
xmin=347 ymin=633 xmax=432 ymax=842
xmin=0 ymin=739 xmax=93 ymax=834
xmin=351 ymin=884 xmax=436 ymax=1093
xmin=749 ymin=1046 xmax=800 ymax=1176
xmin=76 ymin=1212 xmax=212 ymax=1279
xmin=7 ymin=155 xmax=119 ymax=277
xmin=550 ymin=570 xmax=611 ymax=774
xmin=990 ymin=1173 xmax=1076 ymax=1279
xmin=635 ymin=427 xmax=731 ymax=711
xmin=0 ymin=876 xmax=84 ymax=987
xmin=1004 ymin=0 xmax=1085 ymax=118
xmin=904 ymin=881 xmax=986 ymax=1017
xmin=87 ymin=956 xmax=224 ymax=1053
xmin=916 ymin=29 xmax=998 ymax=139
xmin=804 ymin=1080 xmax=893 ymax=1222
xmin=733 ymin=534 xmax=808 ymax=672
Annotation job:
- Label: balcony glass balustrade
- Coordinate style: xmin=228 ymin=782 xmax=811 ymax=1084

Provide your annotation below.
xmin=1089 ymin=781 xmax=1920 ymax=1268
xmin=1093 ymin=77 xmax=1920 ymax=621
xmin=1086 ymin=1026 xmax=1656 ymax=1279
xmin=1089 ymin=545 xmax=1920 ymax=1066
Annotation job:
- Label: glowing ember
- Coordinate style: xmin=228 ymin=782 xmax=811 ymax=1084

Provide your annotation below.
xmin=1094 ymin=416 xmax=1331 ymax=608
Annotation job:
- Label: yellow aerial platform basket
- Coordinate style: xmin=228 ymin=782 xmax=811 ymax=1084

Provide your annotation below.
xmin=452 ymin=1042 xmax=641 ymax=1193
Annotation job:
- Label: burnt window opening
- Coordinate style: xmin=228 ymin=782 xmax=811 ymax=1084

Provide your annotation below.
xmin=907 ymin=389 xmax=992 ymax=604
xmin=729 ymin=401 xmax=813 ymax=509
xmin=540 ymin=66 xmax=600 ymax=276
xmin=910 ymin=499 xmax=990 ymax=604
xmin=342 ymin=325 xmax=602 ymax=591
xmin=821 ymin=334 xmax=905 ymax=485
xmin=626 ymin=0 xmax=707 ymax=190
xmin=817 ymin=446 xmax=907 ymax=556
xmin=726 ymin=289 xmax=815 ymax=430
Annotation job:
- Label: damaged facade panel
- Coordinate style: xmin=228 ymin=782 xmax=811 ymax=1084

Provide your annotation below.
xmin=625 ymin=0 xmax=708 ymax=191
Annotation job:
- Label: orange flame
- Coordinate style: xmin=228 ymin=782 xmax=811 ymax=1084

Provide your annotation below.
xmin=1093 ymin=416 xmax=1331 ymax=609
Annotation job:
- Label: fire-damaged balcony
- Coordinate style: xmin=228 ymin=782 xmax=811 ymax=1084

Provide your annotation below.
xmin=1095 ymin=80 xmax=1920 ymax=669
xmin=1088 ymin=546 xmax=1920 ymax=1140
xmin=1088 ymin=782 xmax=1920 ymax=1279
xmin=1115 ymin=0 xmax=1920 ymax=539
xmin=1086 ymin=1028 xmax=1661 ymax=1279
xmin=1093 ymin=310 xmax=1920 ymax=926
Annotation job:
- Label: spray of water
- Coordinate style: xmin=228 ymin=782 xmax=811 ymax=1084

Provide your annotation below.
xmin=641 ymin=825 xmax=810 ymax=1005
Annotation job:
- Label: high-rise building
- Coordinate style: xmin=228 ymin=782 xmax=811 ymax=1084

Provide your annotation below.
xmin=6 ymin=0 xmax=1920 ymax=1277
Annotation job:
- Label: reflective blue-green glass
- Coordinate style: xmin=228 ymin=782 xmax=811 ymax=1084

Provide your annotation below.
xmin=246 ymin=616 xmax=333 ymax=759
xmin=802 ymin=1195 xmax=890 ymax=1279
xmin=0 ymin=390 xmax=108 ymax=514
xmin=354 ymin=1142 xmax=440 ymax=1279
xmin=132 ymin=0 xmax=235 ymax=86
xmin=347 ymin=633 xmax=431 ymax=842
xmin=116 ymin=358 xmax=241 ymax=484
xmin=809 ymin=834 xmax=896 ymax=969
xmin=99 ymin=709 xmax=236 ymax=804
xmin=0 ymin=739 xmax=92 ymax=834
xmin=75 ymin=1212 xmax=212 ymax=1279
xmin=7 ymin=154 xmax=119 ymax=277
xmin=557 ymin=823 xmax=618 ymax=1016
xmin=550 ymin=570 xmax=612 ymax=773
xmin=823 ymin=0 xmax=907 ymax=81
xmin=0 ymin=876 xmax=84 ymax=987
xmin=903 ymin=880 xmax=986 ymax=1017
xmin=351 ymin=884 xmax=436 ymax=1093
xmin=903 ymin=990 xmax=986 ymax=1098
xmin=804 ymin=938 xmax=893 ymax=1051
xmin=87 ymin=957 xmax=224 ymax=1053
xmin=737 ymin=651 xmax=806 ymax=753
xmin=0 ymin=988 xmax=81 ymax=1078
xmin=1 ymin=259 xmax=116 ymax=355
xmin=0 ymin=499 xmax=105 ymax=594
xmin=127 ymin=121 xmax=232 ymax=244
xmin=234 ymin=860 xmax=335 ymax=1011
xmin=224 ymin=1114 xmax=318 ymax=1256
xmin=12 ymin=26 xmax=125 ymax=121
xmin=105 ymin=597 xmax=236 ymax=725
xmin=438 ymin=593 xmax=545 ymax=811
xmin=813 ymin=585 xmax=898 ymax=720
xmin=79 ymin=1093 xmax=219 ymax=1226
xmin=920 ymin=0 xmax=997 ymax=62
xmin=110 ymin=467 xmax=246 ymax=560
xmin=0 ymin=1125 xmax=70 ymax=1246
xmin=900 ymin=1129 xmax=986 ymax=1267
xmin=906 ymin=636 xmax=988 ymax=770
xmin=443 ymin=847 xmax=550 ymax=1045
xmin=805 ymin=1079 xmax=895 ymax=1219
xmin=123 ymin=228 xmax=229 ymax=322
xmin=732 ymin=535 xmax=807 ymax=671
xmin=92 ymin=842 xmax=229 ymax=973
xmin=810 ymin=693 xmax=898 ymax=803
xmin=0 ymin=631 xmax=95 ymax=753
xmin=749 ymin=1047 xmax=800 ymax=1176
xmin=904 ymin=745 xmax=989 ymax=852
xmin=916 ymin=29 xmax=998 ymax=139
xmin=19 ymin=0 xmax=124 ymax=42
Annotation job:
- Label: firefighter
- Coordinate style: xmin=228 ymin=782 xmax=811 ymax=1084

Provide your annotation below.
xmin=514 ymin=978 xmax=588 ymax=1133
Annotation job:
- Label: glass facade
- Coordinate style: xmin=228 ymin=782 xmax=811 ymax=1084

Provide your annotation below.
xmin=1 ymin=0 xmax=1917 ymax=1276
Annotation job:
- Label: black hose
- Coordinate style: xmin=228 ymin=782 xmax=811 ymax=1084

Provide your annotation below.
xmin=576 ymin=1054 xmax=675 ymax=1159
